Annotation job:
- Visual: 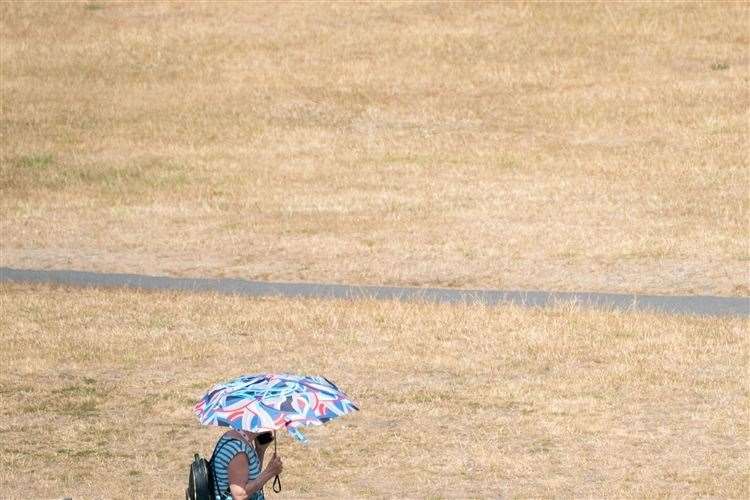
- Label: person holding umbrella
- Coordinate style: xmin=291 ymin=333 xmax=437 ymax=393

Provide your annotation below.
xmin=194 ymin=373 xmax=359 ymax=498
xmin=210 ymin=429 xmax=282 ymax=500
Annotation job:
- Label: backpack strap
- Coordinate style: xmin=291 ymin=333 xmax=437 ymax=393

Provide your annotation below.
xmin=210 ymin=437 xmax=237 ymax=499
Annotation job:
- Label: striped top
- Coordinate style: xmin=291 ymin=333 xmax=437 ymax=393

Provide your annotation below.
xmin=210 ymin=434 xmax=265 ymax=500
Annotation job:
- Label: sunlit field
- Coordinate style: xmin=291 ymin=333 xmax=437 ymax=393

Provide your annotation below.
xmin=2 ymin=2 xmax=748 ymax=295
xmin=0 ymin=284 xmax=747 ymax=498
xmin=1 ymin=3 xmax=748 ymax=499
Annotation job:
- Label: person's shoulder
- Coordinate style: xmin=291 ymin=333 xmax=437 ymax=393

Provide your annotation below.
xmin=216 ymin=432 xmax=245 ymax=452
xmin=216 ymin=430 xmax=257 ymax=456
xmin=213 ymin=436 xmax=245 ymax=465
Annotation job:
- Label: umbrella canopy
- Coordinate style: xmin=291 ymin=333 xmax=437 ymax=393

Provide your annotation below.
xmin=194 ymin=373 xmax=359 ymax=443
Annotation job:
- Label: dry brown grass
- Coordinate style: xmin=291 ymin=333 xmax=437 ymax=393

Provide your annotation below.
xmin=1 ymin=283 xmax=747 ymax=498
xmin=1 ymin=2 xmax=748 ymax=296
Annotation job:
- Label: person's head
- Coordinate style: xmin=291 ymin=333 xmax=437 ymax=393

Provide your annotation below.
xmin=256 ymin=431 xmax=274 ymax=445
xmin=237 ymin=429 xmax=257 ymax=442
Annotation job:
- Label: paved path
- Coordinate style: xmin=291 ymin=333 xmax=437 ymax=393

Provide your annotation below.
xmin=1 ymin=267 xmax=748 ymax=317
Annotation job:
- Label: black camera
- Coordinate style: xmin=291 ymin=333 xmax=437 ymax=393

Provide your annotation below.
xmin=256 ymin=432 xmax=274 ymax=445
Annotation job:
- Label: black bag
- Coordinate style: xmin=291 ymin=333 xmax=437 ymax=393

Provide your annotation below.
xmin=186 ymin=453 xmax=213 ymax=500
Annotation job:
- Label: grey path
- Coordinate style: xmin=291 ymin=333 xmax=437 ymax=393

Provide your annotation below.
xmin=1 ymin=267 xmax=748 ymax=317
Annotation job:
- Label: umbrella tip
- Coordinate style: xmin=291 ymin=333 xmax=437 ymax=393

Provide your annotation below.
xmin=287 ymin=427 xmax=309 ymax=444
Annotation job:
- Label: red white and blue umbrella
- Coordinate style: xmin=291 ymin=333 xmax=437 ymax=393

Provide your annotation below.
xmin=194 ymin=373 xmax=359 ymax=443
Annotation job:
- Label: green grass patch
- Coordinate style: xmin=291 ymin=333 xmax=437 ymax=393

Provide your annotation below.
xmin=1 ymin=155 xmax=189 ymax=196
xmin=14 ymin=153 xmax=55 ymax=170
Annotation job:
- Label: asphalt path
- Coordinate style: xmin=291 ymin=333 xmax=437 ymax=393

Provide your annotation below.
xmin=1 ymin=267 xmax=748 ymax=317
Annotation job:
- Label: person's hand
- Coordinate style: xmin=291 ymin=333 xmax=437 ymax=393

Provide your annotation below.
xmin=266 ymin=454 xmax=283 ymax=477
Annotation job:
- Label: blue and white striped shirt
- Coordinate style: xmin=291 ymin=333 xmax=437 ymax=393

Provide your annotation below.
xmin=210 ymin=434 xmax=264 ymax=500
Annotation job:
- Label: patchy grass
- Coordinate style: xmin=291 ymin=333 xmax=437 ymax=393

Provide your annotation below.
xmin=0 ymin=284 xmax=747 ymax=498
xmin=0 ymin=2 xmax=748 ymax=296
xmin=711 ymin=61 xmax=731 ymax=71
xmin=83 ymin=2 xmax=105 ymax=11
xmin=13 ymin=153 xmax=54 ymax=170
xmin=1 ymin=154 xmax=188 ymax=195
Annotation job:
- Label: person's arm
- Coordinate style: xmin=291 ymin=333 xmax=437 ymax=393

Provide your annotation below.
xmin=227 ymin=452 xmax=283 ymax=500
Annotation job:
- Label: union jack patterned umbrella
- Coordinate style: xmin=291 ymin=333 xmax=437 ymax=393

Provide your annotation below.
xmin=194 ymin=373 xmax=359 ymax=443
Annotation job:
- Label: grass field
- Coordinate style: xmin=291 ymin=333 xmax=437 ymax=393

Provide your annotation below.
xmin=2 ymin=2 xmax=748 ymax=296
xmin=0 ymin=284 xmax=747 ymax=498
xmin=1 ymin=3 xmax=748 ymax=498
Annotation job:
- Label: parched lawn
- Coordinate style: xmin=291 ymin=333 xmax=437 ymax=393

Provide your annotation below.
xmin=1 ymin=2 xmax=749 ymax=296
xmin=1 ymin=284 xmax=747 ymax=498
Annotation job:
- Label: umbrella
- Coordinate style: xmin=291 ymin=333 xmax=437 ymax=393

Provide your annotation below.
xmin=194 ymin=373 xmax=359 ymax=443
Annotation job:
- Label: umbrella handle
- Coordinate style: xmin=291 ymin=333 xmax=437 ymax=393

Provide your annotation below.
xmin=272 ymin=430 xmax=281 ymax=493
